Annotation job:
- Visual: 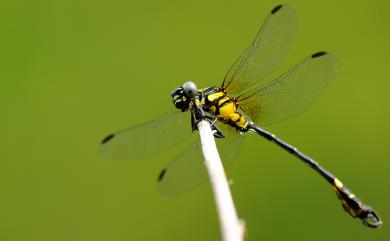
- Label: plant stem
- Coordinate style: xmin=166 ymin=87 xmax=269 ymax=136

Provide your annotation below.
xmin=197 ymin=120 xmax=245 ymax=241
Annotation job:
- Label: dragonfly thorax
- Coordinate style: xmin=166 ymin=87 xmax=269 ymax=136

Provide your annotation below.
xmin=171 ymin=83 xmax=250 ymax=132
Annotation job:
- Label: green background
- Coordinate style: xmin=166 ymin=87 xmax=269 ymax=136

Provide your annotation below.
xmin=1 ymin=0 xmax=389 ymax=240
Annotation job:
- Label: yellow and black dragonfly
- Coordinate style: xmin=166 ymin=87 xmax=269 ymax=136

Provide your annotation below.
xmin=100 ymin=4 xmax=382 ymax=228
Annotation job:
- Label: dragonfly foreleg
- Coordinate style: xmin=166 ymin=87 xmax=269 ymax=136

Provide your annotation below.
xmin=191 ymin=107 xmax=225 ymax=138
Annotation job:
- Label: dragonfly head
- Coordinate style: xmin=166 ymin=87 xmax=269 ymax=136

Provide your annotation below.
xmin=171 ymin=81 xmax=198 ymax=112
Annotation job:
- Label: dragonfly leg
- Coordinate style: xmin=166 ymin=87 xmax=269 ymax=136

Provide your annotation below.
xmin=210 ymin=122 xmax=225 ymax=138
xmin=191 ymin=107 xmax=225 ymax=138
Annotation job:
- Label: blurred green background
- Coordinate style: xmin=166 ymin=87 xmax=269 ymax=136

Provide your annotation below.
xmin=1 ymin=0 xmax=389 ymax=240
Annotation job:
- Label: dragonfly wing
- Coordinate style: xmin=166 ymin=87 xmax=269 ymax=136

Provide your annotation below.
xmin=222 ymin=4 xmax=297 ymax=94
xmin=100 ymin=110 xmax=193 ymax=160
xmin=157 ymin=123 xmax=244 ymax=195
xmin=237 ymin=52 xmax=339 ymax=126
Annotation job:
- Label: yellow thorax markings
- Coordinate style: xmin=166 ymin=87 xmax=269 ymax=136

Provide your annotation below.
xmin=194 ymin=98 xmax=201 ymax=107
xmin=207 ymin=92 xmax=225 ymax=102
xmin=218 ymin=96 xmax=231 ymax=106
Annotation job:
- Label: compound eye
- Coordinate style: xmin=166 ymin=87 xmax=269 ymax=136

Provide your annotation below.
xmin=182 ymin=81 xmax=197 ymax=98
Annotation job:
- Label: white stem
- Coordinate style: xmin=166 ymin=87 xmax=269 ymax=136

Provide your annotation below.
xmin=197 ymin=120 xmax=245 ymax=241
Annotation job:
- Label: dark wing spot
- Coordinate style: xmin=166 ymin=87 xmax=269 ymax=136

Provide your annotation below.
xmin=158 ymin=168 xmax=167 ymax=182
xmin=101 ymin=134 xmax=115 ymax=144
xmin=311 ymin=51 xmax=327 ymax=58
xmin=271 ymin=4 xmax=283 ymax=14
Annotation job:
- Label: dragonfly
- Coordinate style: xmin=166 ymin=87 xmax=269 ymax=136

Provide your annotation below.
xmin=100 ymin=4 xmax=382 ymax=228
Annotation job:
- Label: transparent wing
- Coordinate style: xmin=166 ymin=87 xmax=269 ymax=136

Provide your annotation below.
xmin=157 ymin=123 xmax=244 ymax=195
xmin=237 ymin=52 xmax=339 ymax=126
xmin=222 ymin=4 xmax=297 ymax=94
xmin=100 ymin=110 xmax=192 ymax=160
